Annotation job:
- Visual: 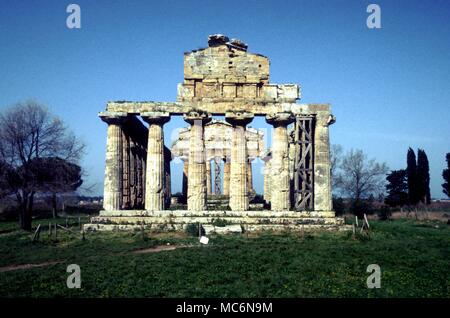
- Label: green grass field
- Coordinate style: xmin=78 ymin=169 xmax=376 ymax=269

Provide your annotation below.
xmin=0 ymin=218 xmax=449 ymax=298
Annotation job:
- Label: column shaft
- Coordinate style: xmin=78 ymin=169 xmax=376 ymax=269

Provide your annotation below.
xmin=264 ymin=160 xmax=271 ymax=204
xmin=314 ymin=113 xmax=334 ymax=211
xmin=206 ymin=160 xmax=212 ymax=195
xmin=142 ymin=113 xmax=169 ymax=211
xmin=145 ymin=123 xmax=165 ymax=210
xmin=247 ymin=160 xmax=253 ymax=194
xmin=101 ymin=117 xmax=124 ymax=211
xmin=184 ymin=112 xmax=211 ymax=211
xmin=223 ymin=161 xmax=230 ymax=196
xmin=271 ymin=125 xmax=290 ymax=210
xmin=230 ymin=125 xmax=249 ymax=210
xmin=122 ymin=130 xmax=131 ymax=209
xmin=266 ymin=112 xmax=294 ymax=211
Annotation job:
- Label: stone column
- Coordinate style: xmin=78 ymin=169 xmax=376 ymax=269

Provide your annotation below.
xmin=141 ymin=145 xmax=147 ymax=208
xmin=223 ymin=160 xmax=230 ymax=196
xmin=206 ymin=159 xmax=212 ymax=195
xmin=314 ymin=112 xmax=335 ymax=211
xmin=226 ymin=112 xmax=253 ymax=211
xmin=100 ymin=113 xmax=126 ymax=211
xmin=121 ymin=130 xmax=131 ymax=209
xmin=213 ymin=157 xmax=222 ymax=194
xmin=136 ymin=145 xmax=144 ymax=208
xmin=263 ymin=159 xmax=271 ymax=204
xmin=142 ymin=112 xmax=170 ymax=211
xmin=184 ymin=111 xmax=212 ymax=211
xmin=129 ymin=139 xmax=137 ymax=208
xmin=266 ymin=112 xmax=294 ymax=211
xmin=247 ymin=159 xmax=253 ymax=194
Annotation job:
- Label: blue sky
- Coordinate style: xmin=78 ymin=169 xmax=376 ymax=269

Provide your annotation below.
xmin=0 ymin=0 xmax=449 ymax=198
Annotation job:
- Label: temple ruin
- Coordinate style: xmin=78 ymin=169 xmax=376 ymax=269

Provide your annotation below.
xmin=85 ymin=34 xmax=345 ymax=232
xmin=171 ymin=120 xmax=264 ymax=199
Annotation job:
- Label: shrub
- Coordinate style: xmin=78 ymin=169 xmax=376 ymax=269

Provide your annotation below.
xmin=185 ymin=223 xmax=205 ymax=237
xmin=349 ymin=199 xmax=374 ymax=219
xmin=378 ymin=205 xmax=392 ymax=221
xmin=211 ymin=218 xmax=231 ymax=227
xmin=332 ymin=197 xmax=346 ymax=216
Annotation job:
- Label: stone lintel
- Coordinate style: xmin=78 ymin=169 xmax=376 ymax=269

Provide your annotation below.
xmin=106 ymin=101 xmax=331 ymax=117
xmin=99 ymin=111 xmax=129 ymax=124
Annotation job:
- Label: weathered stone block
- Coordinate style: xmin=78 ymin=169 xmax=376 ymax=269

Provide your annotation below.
xmin=277 ymin=84 xmax=299 ymax=99
xmin=262 ymin=85 xmax=277 ymax=99
xmin=222 ymin=84 xmax=236 ymax=98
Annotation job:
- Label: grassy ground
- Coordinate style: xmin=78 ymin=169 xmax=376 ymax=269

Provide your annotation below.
xmin=0 ymin=218 xmax=448 ymax=298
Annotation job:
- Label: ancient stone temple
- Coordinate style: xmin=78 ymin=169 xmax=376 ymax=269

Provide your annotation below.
xmin=85 ymin=34 xmax=345 ymax=232
xmin=171 ymin=120 xmax=264 ymax=199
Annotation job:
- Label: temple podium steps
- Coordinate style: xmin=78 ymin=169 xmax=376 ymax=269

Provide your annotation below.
xmin=84 ymin=210 xmax=349 ymax=233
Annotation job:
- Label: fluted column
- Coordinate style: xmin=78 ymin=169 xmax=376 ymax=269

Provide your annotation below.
xmin=263 ymin=159 xmax=271 ymax=204
xmin=266 ymin=112 xmax=294 ymax=211
xmin=137 ymin=145 xmax=145 ymax=208
xmin=314 ymin=113 xmax=335 ymax=211
xmin=129 ymin=139 xmax=137 ymax=208
xmin=226 ymin=112 xmax=253 ymax=211
xmin=184 ymin=111 xmax=212 ymax=211
xmin=247 ymin=159 xmax=253 ymax=194
xmin=142 ymin=112 xmax=170 ymax=211
xmin=223 ymin=160 xmax=230 ymax=196
xmin=100 ymin=113 xmax=126 ymax=211
xmin=122 ymin=130 xmax=131 ymax=209
xmin=206 ymin=159 xmax=212 ymax=195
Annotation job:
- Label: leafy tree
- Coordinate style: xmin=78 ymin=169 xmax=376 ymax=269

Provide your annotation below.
xmin=407 ymin=148 xmax=419 ymax=205
xmin=334 ymin=149 xmax=389 ymax=218
xmin=443 ymin=153 xmax=450 ymax=198
xmin=417 ymin=149 xmax=431 ymax=204
xmin=385 ymin=169 xmax=408 ymax=207
xmin=32 ymin=157 xmax=83 ymax=218
xmin=0 ymin=101 xmax=85 ymax=230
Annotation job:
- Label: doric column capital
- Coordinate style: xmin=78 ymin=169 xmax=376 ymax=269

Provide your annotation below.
xmin=265 ymin=112 xmax=295 ymax=127
xmin=141 ymin=112 xmax=170 ymax=125
xmin=99 ymin=112 xmax=128 ymax=125
xmin=183 ymin=111 xmax=212 ymax=125
xmin=225 ymin=111 xmax=254 ymax=127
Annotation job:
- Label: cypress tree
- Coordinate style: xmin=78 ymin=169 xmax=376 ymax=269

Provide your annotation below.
xmin=443 ymin=153 xmax=450 ymax=198
xmin=417 ymin=149 xmax=431 ymax=204
xmin=407 ymin=148 xmax=419 ymax=205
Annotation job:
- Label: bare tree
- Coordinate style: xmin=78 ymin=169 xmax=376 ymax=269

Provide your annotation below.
xmin=335 ymin=149 xmax=389 ymax=202
xmin=330 ymin=144 xmax=343 ymax=189
xmin=0 ymin=101 xmax=85 ymax=230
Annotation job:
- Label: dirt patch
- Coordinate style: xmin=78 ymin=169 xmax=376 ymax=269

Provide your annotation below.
xmin=0 ymin=260 xmax=63 ymax=273
xmin=133 ymin=245 xmax=189 ymax=254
